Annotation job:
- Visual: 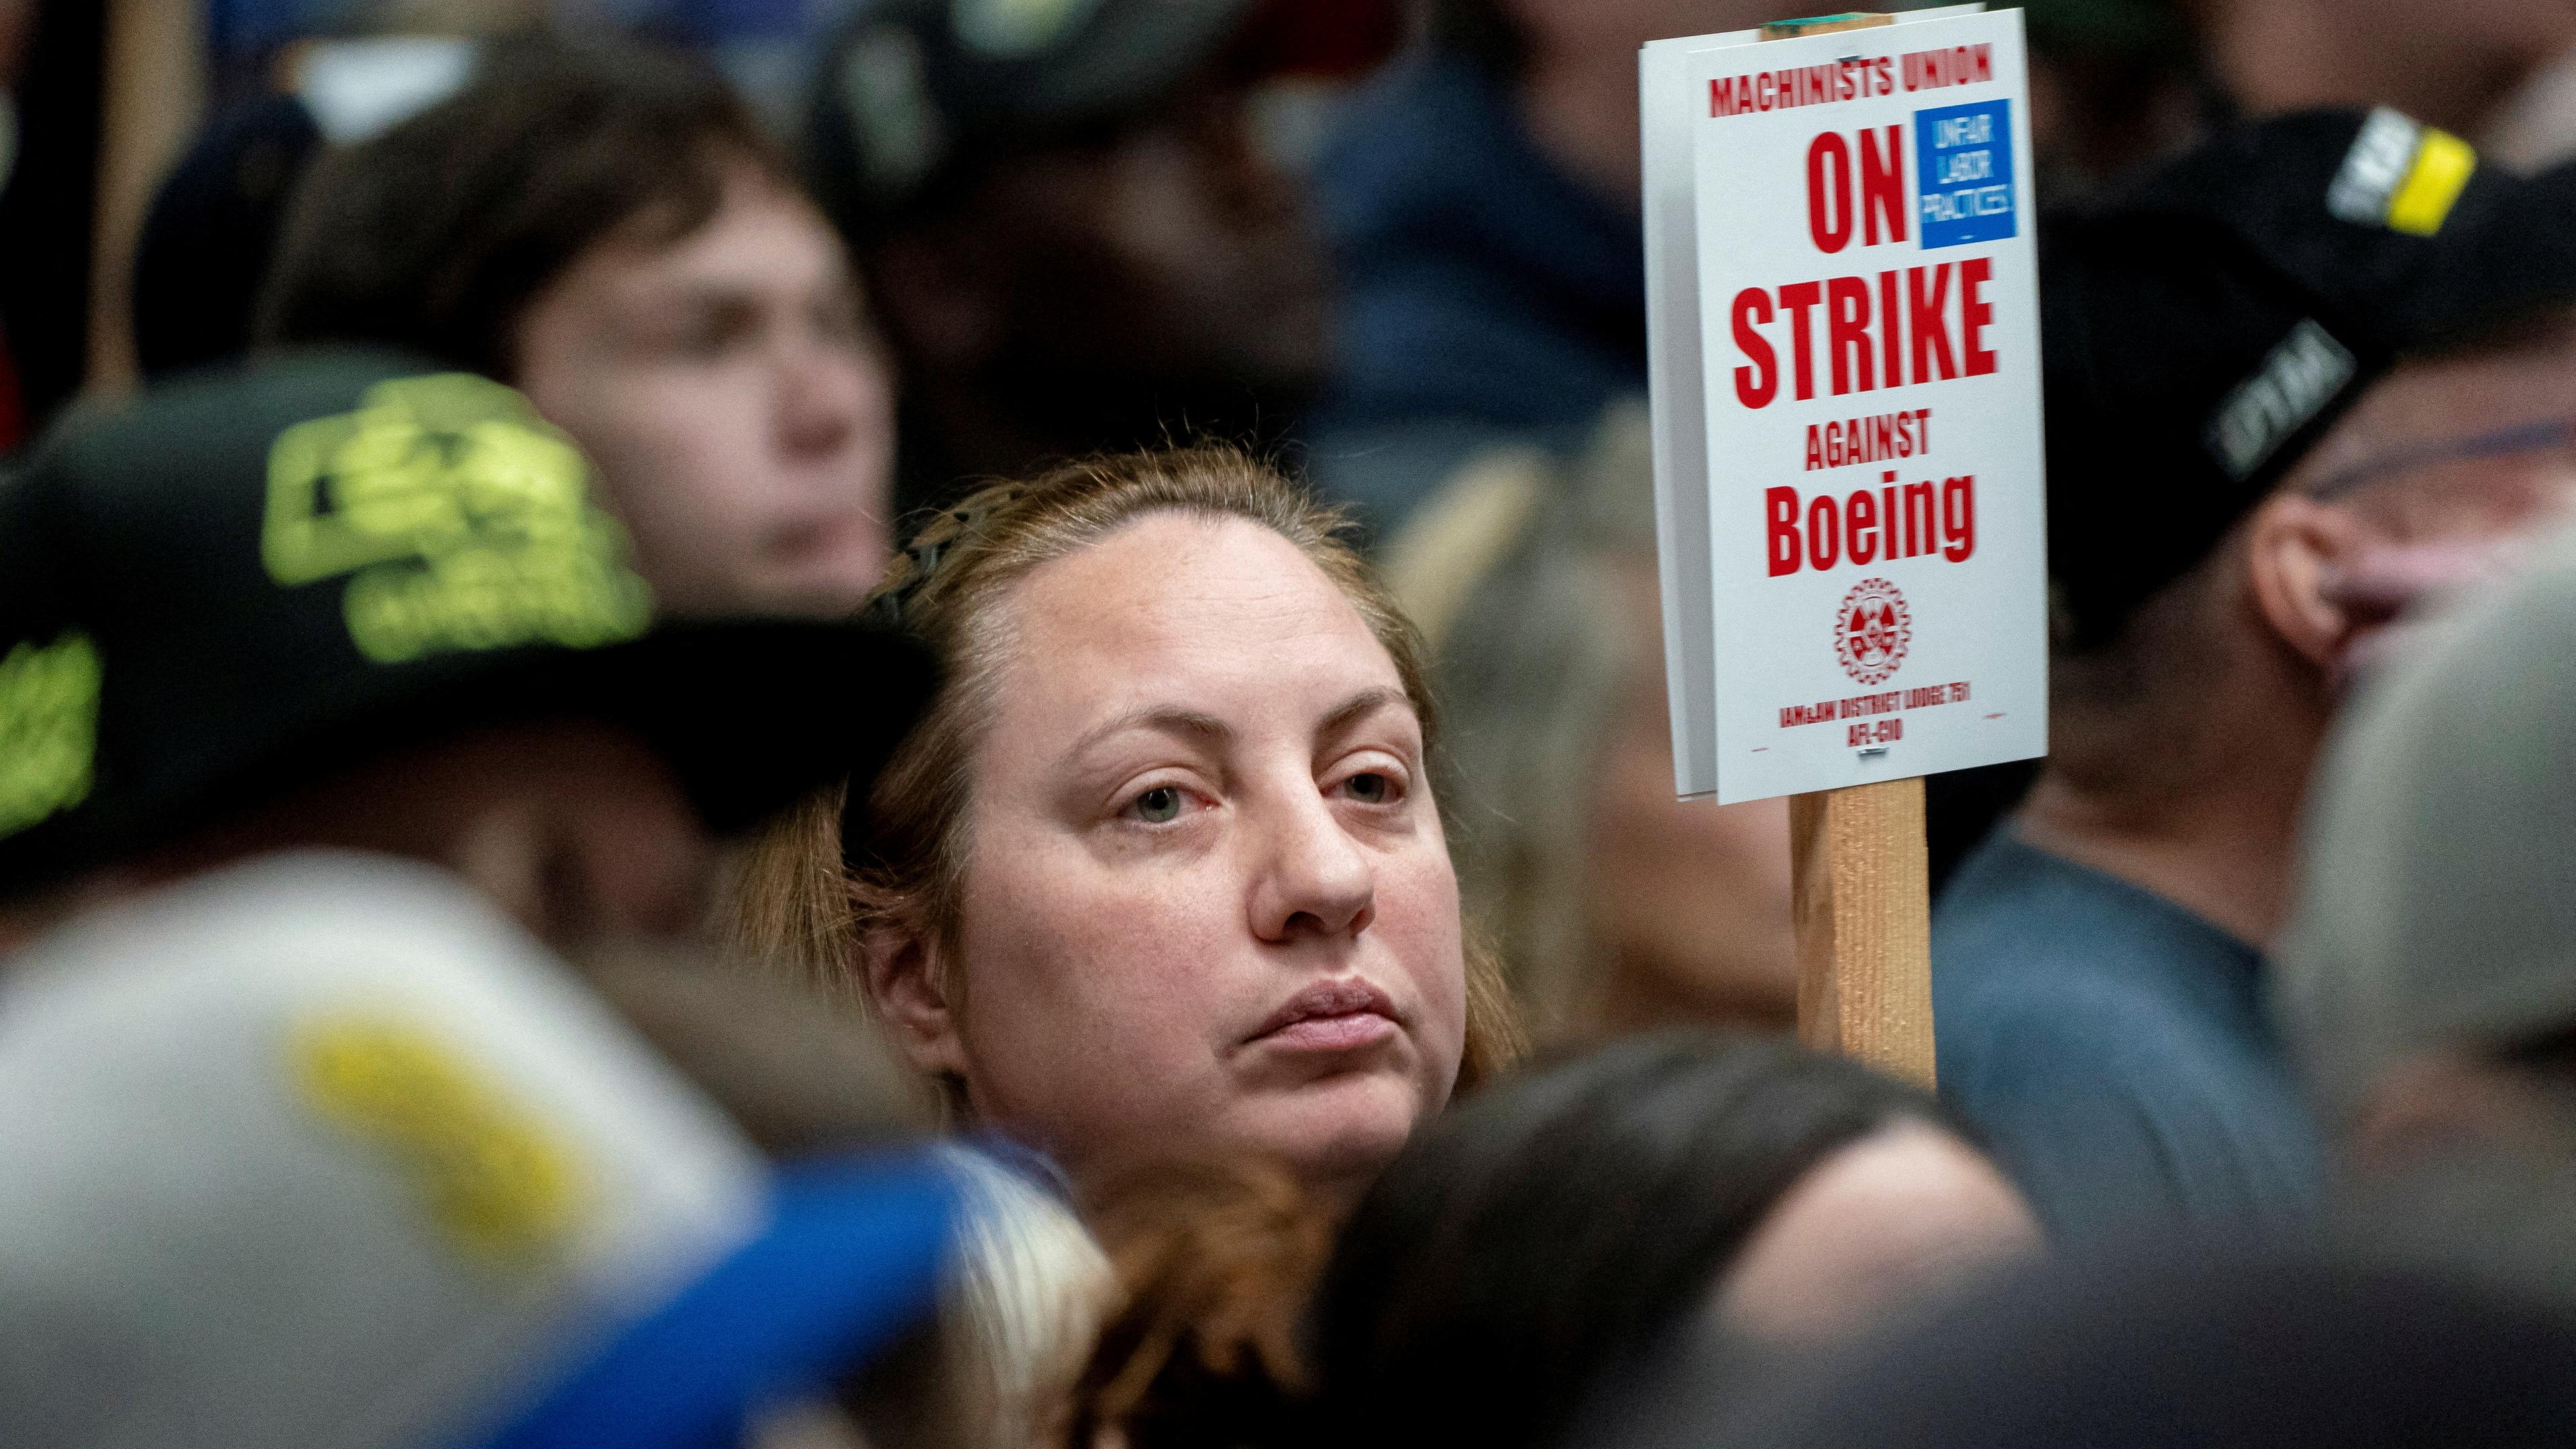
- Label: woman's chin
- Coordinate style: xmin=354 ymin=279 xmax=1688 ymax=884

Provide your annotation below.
xmin=1227 ymin=1071 xmax=1432 ymax=1193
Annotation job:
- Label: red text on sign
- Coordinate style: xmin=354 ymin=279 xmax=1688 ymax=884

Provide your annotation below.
xmin=1806 ymin=409 xmax=1931 ymax=470
xmin=1766 ymin=471 xmax=1976 ymax=576
xmin=1779 ymin=679 xmax=1972 ymax=729
xmin=1731 ymin=260 xmax=1998 ymax=408
xmin=1710 ymin=57 xmax=1897 ymax=117
xmin=1806 ymin=127 xmax=1909 ymax=253
xmin=1704 ymin=44 xmax=1993 ymax=119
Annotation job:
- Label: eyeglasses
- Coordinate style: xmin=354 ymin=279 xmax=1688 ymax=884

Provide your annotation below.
xmin=2308 ymin=417 xmax=2576 ymax=501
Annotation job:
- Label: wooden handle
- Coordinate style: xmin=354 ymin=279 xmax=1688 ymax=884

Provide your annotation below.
xmin=1790 ymin=777 xmax=1935 ymax=1086
xmin=1753 ymin=10 xmax=1936 ymax=1087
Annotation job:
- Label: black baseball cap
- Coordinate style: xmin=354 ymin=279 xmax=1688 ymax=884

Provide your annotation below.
xmin=0 ymin=348 xmax=933 ymax=894
xmin=808 ymin=0 xmax=1397 ymax=235
xmin=2043 ymin=108 xmax=2576 ymax=647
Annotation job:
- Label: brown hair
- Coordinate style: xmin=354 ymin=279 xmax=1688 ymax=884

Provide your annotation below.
xmin=724 ymin=444 xmax=1523 ymax=1100
xmin=260 ymin=32 xmax=799 ymax=380
xmin=1062 ymin=1157 xmax=1333 ymax=1449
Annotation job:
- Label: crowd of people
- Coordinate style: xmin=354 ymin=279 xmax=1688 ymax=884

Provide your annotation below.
xmin=8 ymin=0 xmax=2576 ymax=1445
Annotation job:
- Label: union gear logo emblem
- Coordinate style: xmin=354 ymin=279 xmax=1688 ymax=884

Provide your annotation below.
xmin=1835 ymin=578 xmax=1911 ymax=685
xmin=262 ymin=374 xmax=653 ymax=665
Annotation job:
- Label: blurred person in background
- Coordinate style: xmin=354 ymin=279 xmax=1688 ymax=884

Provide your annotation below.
xmin=1599 ymin=1251 xmax=2576 ymax=1449
xmin=263 ymin=35 xmax=898 ymax=617
xmin=727 ymin=447 xmax=1522 ymax=1208
xmin=2276 ymin=526 xmax=2576 ymax=1289
xmin=1064 ymin=1032 xmax=2037 ymax=1449
xmin=806 ymin=0 xmax=1393 ymax=519
xmin=1937 ymin=111 xmax=2576 ymax=1242
xmin=1303 ymin=0 xmax=1719 ymax=531
xmin=0 ymin=864 xmax=960 ymax=1449
xmin=593 ymin=957 xmax=1116 ymax=1449
xmin=2180 ymin=0 xmax=2576 ymax=171
xmin=135 ymin=95 xmax=327 ymax=382
xmin=2019 ymin=0 xmax=2213 ymax=195
xmin=0 ymin=349 xmax=954 ymax=1446
xmin=132 ymin=34 xmax=477 ymax=382
xmin=0 ymin=0 xmax=50 ymax=447
xmin=1384 ymin=404 xmax=1794 ymax=1040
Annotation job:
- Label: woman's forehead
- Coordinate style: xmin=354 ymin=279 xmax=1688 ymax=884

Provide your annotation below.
xmin=987 ymin=513 xmax=1410 ymax=729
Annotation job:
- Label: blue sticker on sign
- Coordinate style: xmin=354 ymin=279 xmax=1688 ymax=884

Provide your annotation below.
xmin=1915 ymin=100 xmax=2016 ymax=248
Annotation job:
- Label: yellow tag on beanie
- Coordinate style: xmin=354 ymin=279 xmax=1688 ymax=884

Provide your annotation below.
xmin=2328 ymin=108 xmax=2477 ymax=237
xmin=2386 ymin=129 xmax=2476 ymax=235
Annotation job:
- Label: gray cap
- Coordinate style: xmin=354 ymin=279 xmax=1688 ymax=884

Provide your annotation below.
xmin=2275 ymin=522 xmax=2576 ymax=1124
xmin=0 ymin=849 xmax=955 ymax=1449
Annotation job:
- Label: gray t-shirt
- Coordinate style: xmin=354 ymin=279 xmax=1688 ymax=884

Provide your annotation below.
xmin=1932 ymin=831 xmax=2324 ymax=1242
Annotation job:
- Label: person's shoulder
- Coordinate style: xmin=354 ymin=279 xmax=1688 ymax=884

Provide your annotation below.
xmin=1933 ymin=843 xmax=2262 ymax=1079
xmin=1935 ymin=838 xmax=2233 ymax=991
xmin=1935 ymin=857 xmax=2169 ymax=997
xmin=1934 ymin=914 xmax=2252 ymax=1082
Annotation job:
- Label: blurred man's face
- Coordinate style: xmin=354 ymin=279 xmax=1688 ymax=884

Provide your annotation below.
xmin=516 ymin=164 xmax=896 ymax=619
xmin=965 ymin=77 xmax=1329 ymax=413
xmin=2280 ymin=327 xmax=2576 ymax=678
xmin=159 ymin=719 xmax=714 ymax=957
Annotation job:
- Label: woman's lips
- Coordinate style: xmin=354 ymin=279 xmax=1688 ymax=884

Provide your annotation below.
xmin=1250 ymin=977 xmax=1399 ymax=1052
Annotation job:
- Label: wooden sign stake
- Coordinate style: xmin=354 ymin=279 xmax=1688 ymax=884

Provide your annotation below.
xmin=1790 ymin=778 xmax=1933 ymax=1084
xmin=1758 ymin=11 xmax=1939 ymax=1089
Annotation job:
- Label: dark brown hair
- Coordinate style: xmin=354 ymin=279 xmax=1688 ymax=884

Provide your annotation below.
xmin=259 ymin=33 xmax=798 ymax=380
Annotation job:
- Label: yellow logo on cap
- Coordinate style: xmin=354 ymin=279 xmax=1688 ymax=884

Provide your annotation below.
xmin=0 ymin=630 xmax=100 ymax=840
xmin=292 ymin=1012 xmax=592 ymax=1270
xmin=262 ymin=373 xmax=653 ymax=665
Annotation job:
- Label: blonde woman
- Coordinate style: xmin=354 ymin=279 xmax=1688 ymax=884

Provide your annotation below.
xmin=727 ymin=444 xmax=1520 ymax=1444
xmin=733 ymin=445 xmax=1519 ymax=1193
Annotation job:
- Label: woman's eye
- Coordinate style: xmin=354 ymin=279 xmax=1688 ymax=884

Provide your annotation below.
xmin=1344 ymin=772 xmax=1393 ymax=805
xmin=1131 ymin=786 xmax=1184 ymax=824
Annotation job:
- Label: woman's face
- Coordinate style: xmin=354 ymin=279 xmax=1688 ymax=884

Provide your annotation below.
xmin=898 ymin=513 xmax=1467 ymax=1191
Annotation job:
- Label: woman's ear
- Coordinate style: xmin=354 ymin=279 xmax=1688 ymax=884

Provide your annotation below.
xmin=2244 ymin=490 xmax=2367 ymax=671
xmin=859 ymin=911 xmax=973 ymax=1083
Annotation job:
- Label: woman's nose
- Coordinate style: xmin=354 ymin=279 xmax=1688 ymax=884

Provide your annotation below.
xmin=1248 ymin=790 xmax=1376 ymax=945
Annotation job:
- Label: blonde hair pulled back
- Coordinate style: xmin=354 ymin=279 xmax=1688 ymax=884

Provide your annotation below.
xmin=725 ymin=443 xmax=1523 ymax=1096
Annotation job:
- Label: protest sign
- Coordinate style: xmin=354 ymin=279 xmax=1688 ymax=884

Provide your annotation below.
xmin=1643 ymin=7 xmax=2047 ymax=1083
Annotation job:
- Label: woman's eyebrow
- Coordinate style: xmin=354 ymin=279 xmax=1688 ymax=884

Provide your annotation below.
xmin=1318 ymin=686 xmax=1416 ymax=739
xmin=1069 ymin=706 xmax=1234 ymax=758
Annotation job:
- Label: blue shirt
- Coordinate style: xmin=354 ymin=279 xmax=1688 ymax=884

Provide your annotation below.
xmin=1932 ymin=831 xmax=2324 ymax=1242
